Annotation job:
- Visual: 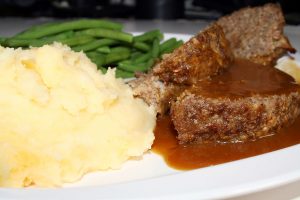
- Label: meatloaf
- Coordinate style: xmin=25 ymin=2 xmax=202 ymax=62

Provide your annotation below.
xmin=217 ymin=3 xmax=295 ymax=66
xmin=129 ymin=24 xmax=232 ymax=114
xmin=152 ymin=23 xmax=233 ymax=85
xmin=128 ymin=74 xmax=185 ymax=114
xmin=171 ymin=59 xmax=300 ymax=143
xmin=131 ymin=3 xmax=300 ymax=144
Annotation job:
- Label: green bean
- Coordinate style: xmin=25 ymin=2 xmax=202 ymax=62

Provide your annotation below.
xmin=96 ymin=46 xmax=111 ymax=54
xmin=2 ymin=20 xmax=182 ymax=78
xmin=86 ymin=52 xmax=106 ymax=66
xmin=133 ymin=29 xmax=163 ymax=43
xmin=13 ymin=21 xmax=60 ymax=38
xmin=3 ymin=38 xmax=41 ymax=47
xmin=44 ymin=30 xmax=74 ymax=40
xmin=14 ymin=19 xmax=123 ymax=39
xmin=146 ymin=58 xmax=155 ymax=69
xmin=80 ymin=28 xmax=133 ymax=43
xmin=118 ymin=56 xmax=155 ymax=72
xmin=174 ymin=40 xmax=184 ymax=48
xmin=152 ymin=38 xmax=159 ymax=58
xmin=58 ymin=35 xmax=94 ymax=46
xmin=25 ymin=31 xmax=75 ymax=46
xmin=132 ymin=42 xmax=151 ymax=52
xmin=132 ymin=52 xmax=152 ymax=64
xmin=0 ymin=37 xmax=6 ymax=45
xmin=130 ymin=51 xmax=143 ymax=60
xmin=115 ymin=69 xmax=134 ymax=78
xmin=72 ymin=38 xmax=118 ymax=52
xmin=4 ymin=35 xmax=93 ymax=47
xmin=117 ymin=61 xmax=149 ymax=73
xmin=119 ymin=60 xmax=132 ymax=65
xmin=86 ymin=52 xmax=101 ymax=58
xmin=160 ymin=40 xmax=183 ymax=55
xmin=110 ymin=46 xmax=131 ymax=54
xmin=159 ymin=38 xmax=177 ymax=54
xmin=105 ymin=49 xmax=131 ymax=65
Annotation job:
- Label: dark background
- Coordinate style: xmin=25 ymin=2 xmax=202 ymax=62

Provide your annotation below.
xmin=0 ymin=0 xmax=299 ymax=25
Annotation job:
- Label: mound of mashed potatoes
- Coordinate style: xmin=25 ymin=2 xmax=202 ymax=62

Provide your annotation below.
xmin=0 ymin=43 xmax=156 ymax=187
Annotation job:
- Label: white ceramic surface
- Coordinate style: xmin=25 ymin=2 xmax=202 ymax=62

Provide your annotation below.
xmin=1 ymin=33 xmax=300 ymax=200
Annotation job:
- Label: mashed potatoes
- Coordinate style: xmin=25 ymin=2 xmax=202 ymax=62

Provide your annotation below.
xmin=0 ymin=43 xmax=156 ymax=187
xmin=276 ymin=57 xmax=300 ymax=83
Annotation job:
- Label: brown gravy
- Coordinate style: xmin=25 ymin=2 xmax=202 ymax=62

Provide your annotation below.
xmin=190 ymin=59 xmax=299 ymax=98
xmin=152 ymin=115 xmax=300 ymax=170
xmin=152 ymin=59 xmax=300 ymax=170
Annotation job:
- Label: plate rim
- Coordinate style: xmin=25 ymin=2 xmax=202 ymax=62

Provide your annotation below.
xmin=1 ymin=33 xmax=300 ymax=200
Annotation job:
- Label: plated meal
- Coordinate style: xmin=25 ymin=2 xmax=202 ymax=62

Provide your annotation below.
xmin=0 ymin=3 xmax=299 ymax=189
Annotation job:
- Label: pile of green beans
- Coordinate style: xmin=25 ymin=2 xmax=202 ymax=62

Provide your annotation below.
xmin=0 ymin=19 xmax=183 ymax=78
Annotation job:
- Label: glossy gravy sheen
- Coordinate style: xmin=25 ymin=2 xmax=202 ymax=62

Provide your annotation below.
xmin=190 ymin=59 xmax=299 ymax=98
xmin=152 ymin=115 xmax=300 ymax=170
xmin=152 ymin=59 xmax=300 ymax=170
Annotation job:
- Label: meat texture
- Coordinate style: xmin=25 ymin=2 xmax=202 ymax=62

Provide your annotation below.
xmin=171 ymin=90 xmax=300 ymax=144
xmin=217 ymin=3 xmax=295 ymax=66
xmin=171 ymin=57 xmax=300 ymax=144
xmin=128 ymin=74 xmax=185 ymax=114
xmin=129 ymin=24 xmax=232 ymax=114
xmin=131 ymin=3 xmax=300 ymax=144
xmin=152 ymin=23 xmax=233 ymax=85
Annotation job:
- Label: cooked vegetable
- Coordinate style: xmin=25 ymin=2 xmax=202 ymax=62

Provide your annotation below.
xmin=160 ymin=40 xmax=184 ymax=55
xmin=58 ymin=35 xmax=95 ymax=46
xmin=42 ymin=31 xmax=75 ymax=41
xmin=105 ymin=48 xmax=131 ymax=65
xmin=132 ymin=42 xmax=151 ymax=52
xmin=118 ymin=57 xmax=155 ymax=73
xmin=86 ymin=52 xmax=106 ymax=66
xmin=115 ymin=69 xmax=134 ymax=78
xmin=14 ymin=19 xmax=122 ymax=39
xmin=4 ymin=35 xmax=94 ymax=47
xmin=79 ymin=28 xmax=133 ymax=43
xmin=73 ymin=38 xmax=118 ymax=52
xmin=96 ymin=46 xmax=111 ymax=54
xmin=151 ymin=38 xmax=160 ymax=58
xmin=118 ymin=61 xmax=149 ymax=73
xmin=159 ymin=38 xmax=177 ymax=54
xmin=133 ymin=29 xmax=163 ymax=42
xmin=0 ymin=19 xmax=183 ymax=78
xmin=110 ymin=46 xmax=131 ymax=54
xmin=132 ymin=52 xmax=152 ymax=64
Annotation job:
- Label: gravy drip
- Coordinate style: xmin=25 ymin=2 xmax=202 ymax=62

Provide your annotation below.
xmin=152 ymin=59 xmax=300 ymax=170
xmin=152 ymin=115 xmax=300 ymax=170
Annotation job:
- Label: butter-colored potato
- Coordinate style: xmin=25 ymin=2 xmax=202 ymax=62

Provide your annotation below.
xmin=0 ymin=43 xmax=155 ymax=187
xmin=276 ymin=57 xmax=300 ymax=83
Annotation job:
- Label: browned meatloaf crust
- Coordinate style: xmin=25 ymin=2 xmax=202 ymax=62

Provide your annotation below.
xmin=171 ymin=91 xmax=300 ymax=144
xmin=171 ymin=59 xmax=300 ymax=144
xmin=131 ymin=3 xmax=300 ymax=144
xmin=217 ymin=3 xmax=295 ymax=66
xmin=152 ymin=23 xmax=233 ymax=85
xmin=129 ymin=24 xmax=232 ymax=114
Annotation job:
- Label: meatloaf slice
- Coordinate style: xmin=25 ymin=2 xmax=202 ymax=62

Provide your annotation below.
xmin=217 ymin=3 xmax=295 ymax=66
xmin=152 ymin=23 xmax=233 ymax=85
xmin=130 ymin=24 xmax=232 ymax=114
xmin=172 ymin=92 xmax=300 ymax=144
xmin=171 ymin=59 xmax=300 ymax=144
xmin=128 ymin=74 xmax=185 ymax=114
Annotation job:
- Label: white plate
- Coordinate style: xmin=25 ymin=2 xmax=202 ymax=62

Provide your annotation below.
xmin=1 ymin=33 xmax=300 ymax=200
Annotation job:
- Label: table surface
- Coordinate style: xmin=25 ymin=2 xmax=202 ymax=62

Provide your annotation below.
xmin=0 ymin=18 xmax=300 ymax=200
